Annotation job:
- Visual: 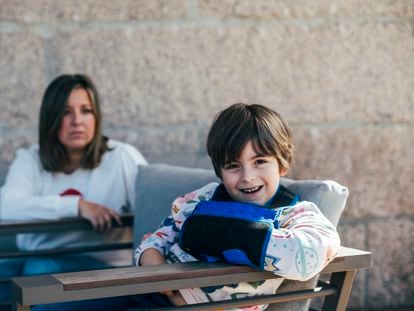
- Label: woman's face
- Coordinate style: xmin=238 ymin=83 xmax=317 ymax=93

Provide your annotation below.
xmin=58 ymin=88 xmax=96 ymax=155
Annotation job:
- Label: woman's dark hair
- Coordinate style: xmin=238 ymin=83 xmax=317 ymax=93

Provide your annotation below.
xmin=39 ymin=74 xmax=109 ymax=172
xmin=207 ymin=103 xmax=294 ymax=178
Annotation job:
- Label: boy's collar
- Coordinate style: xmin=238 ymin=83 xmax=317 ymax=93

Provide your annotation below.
xmin=211 ymin=184 xmax=299 ymax=209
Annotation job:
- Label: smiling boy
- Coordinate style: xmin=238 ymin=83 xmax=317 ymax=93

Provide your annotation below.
xmin=135 ymin=103 xmax=340 ymax=310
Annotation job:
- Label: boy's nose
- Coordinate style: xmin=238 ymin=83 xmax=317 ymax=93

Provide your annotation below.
xmin=241 ymin=167 xmax=256 ymax=182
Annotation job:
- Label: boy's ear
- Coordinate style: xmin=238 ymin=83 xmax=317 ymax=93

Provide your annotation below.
xmin=279 ymin=167 xmax=288 ymax=177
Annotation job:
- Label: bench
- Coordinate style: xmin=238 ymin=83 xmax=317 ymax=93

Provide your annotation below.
xmin=11 ymin=164 xmax=372 ymax=310
xmin=0 ymin=214 xmax=133 ymax=308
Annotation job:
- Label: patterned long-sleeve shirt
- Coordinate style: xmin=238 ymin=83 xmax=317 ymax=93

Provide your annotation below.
xmin=134 ymin=182 xmax=340 ymax=310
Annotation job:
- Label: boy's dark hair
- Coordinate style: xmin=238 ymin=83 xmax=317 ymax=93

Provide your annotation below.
xmin=207 ymin=103 xmax=293 ymax=178
xmin=39 ymin=74 xmax=109 ymax=172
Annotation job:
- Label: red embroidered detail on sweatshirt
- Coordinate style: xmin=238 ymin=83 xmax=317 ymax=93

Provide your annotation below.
xmin=60 ymin=188 xmax=83 ymax=197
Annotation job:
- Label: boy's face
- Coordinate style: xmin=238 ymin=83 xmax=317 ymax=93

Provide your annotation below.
xmin=220 ymin=141 xmax=287 ymax=206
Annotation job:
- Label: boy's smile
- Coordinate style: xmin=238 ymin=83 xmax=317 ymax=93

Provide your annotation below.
xmin=241 ymin=185 xmax=262 ymax=193
xmin=220 ymin=141 xmax=286 ymax=206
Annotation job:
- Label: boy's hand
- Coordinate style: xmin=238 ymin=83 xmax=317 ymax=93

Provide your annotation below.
xmin=164 ymin=290 xmax=186 ymax=306
xmin=78 ymin=199 xmax=122 ymax=231
xmin=140 ymin=248 xmax=186 ymax=305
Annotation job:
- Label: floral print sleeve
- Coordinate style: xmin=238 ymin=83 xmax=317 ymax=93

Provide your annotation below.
xmin=264 ymin=201 xmax=340 ymax=281
xmin=134 ymin=182 xmax=219 ymax=266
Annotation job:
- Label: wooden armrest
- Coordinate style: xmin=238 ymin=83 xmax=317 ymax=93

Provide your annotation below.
xmin=0 ymin=214 xmax=133 ymax=235
xmin=0 ymin=214 xmax=134 ymax=260
xmin=12 ymin=246 xmax=371 ymax=309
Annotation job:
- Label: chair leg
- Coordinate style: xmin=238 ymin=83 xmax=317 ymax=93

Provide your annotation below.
xmin=322 ymin=270 xmax=356 ymax=311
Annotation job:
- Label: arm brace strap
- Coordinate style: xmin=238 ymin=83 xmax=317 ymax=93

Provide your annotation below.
xmin=179 ymin=200 xmax=279 ymax=269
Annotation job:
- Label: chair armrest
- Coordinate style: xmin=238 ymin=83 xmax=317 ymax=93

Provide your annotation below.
xmin=12 ymin=246 xmax=371 ymax=310
xmin=0 ymin=214 xmax=134 ymax=235
xmin=0 ymin=214 xmax=134 ymax=260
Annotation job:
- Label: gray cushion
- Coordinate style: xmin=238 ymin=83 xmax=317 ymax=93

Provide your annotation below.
xmin=133 ymin=164 xmax=219 ymax=249
xmin=282 ymin=179 xmax=348 ymax=227
xmin=133 ymin=163 xmax=348 ymax=247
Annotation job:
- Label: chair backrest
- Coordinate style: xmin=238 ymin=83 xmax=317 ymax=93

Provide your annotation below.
xmin=133 ymin=164 xmax=219 ymax=249
xmin=134 ymin=164 xmax=348 ymax=244
xmin=133 ymin=163 xmax=349 ymax=310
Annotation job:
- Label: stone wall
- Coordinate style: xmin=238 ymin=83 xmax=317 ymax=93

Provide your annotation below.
xmin=0 ymin=1 xmax=413 ymax=309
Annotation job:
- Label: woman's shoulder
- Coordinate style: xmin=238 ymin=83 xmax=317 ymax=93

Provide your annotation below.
xmin=15 ymin=144 xmax=40 ymax=162
xmin=107 ymin=139 xmax=137 ymax=152
xmin=6 ymin=144 xmax=43 ymax=173
xmin=105 ymin=139 xmax=147 ymax=164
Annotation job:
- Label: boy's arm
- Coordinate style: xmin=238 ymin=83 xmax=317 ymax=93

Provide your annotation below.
xmin=139 ymin=248 xmax=167 ymax=265
xmin=139 ymin=246 xmax=187 ymax=306
xmin=134 ymin=215 xmax=177 ymax=266
xmin=134 ymin=182 xmax=220 ymax=266
xmin=264 ymin=201 xmax=340 ymax=281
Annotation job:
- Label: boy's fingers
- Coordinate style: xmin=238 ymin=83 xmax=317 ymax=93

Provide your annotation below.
xmin=161 ymin=291 xmax=174 ymax=297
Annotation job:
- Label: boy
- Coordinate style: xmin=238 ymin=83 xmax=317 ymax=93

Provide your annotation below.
xmin=135 ymin=103 xmax=340 ymax=309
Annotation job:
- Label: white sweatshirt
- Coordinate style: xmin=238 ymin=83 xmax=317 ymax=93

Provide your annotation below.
xmin=0 ymin=140 xmax=147 ymax=264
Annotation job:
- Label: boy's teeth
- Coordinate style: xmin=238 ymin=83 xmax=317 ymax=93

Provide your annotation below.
xmin=243 ymin=186 xmax=260 ymax=193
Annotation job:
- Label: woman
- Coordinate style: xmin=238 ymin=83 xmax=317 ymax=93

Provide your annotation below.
xmin=0 ymin=74 xmax=147 ymax=292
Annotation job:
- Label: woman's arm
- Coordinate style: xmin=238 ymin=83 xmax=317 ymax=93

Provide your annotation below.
xmin=1 ymin=147 xmax=121 ymax=231
xmin=0 ymin=148 xmax=80 ymax=220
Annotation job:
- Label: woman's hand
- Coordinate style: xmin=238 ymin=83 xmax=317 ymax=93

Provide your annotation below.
xmin=78 ymin=199 xmax=122 ymax=231
xmin=140 ymin=248 xmax=186 ymax=306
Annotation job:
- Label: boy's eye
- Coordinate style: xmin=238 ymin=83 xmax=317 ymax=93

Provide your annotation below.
xmin=254 ymin=159 xmax=267 ymax=165
xmin=223 ymin=163 xmax=239 ymax=170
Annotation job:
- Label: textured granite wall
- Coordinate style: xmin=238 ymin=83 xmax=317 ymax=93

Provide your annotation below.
xmin=0 ymin=1 xmax=413 ymax=309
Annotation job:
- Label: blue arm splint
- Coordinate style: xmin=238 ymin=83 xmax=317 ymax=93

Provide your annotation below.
xmin=179 ymin=200 xmax=279 ymax=270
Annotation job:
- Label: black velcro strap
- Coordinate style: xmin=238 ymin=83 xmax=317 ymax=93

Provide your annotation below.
xmin=179 ymin=200 xmax=275 ymax=268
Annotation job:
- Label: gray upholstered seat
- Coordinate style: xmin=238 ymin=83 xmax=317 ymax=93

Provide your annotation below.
xmin=133 ymin=163 xmax=348 ymax=310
